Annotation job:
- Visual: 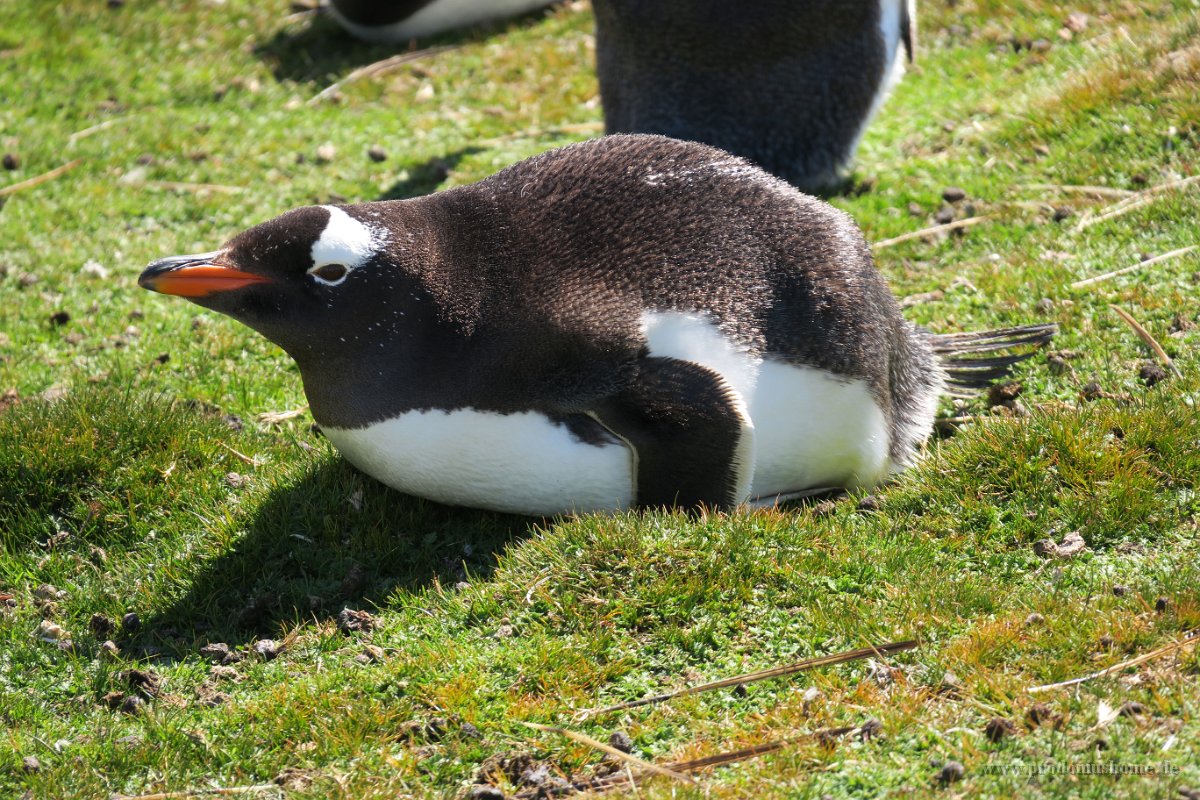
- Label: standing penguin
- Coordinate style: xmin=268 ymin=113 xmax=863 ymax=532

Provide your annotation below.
xmin=140 ymin=135 xmax=1050 ymax=516
xmin=592 ymin=0 xmax=916 ymax=192
xmin=326 ymin=0 xmax=559 ymax=42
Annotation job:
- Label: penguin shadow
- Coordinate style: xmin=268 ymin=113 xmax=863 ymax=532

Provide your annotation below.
xmin=376 ymin=147 xmax=483 ymax=201
xmin=138 ymin=459 xmax=536 ymax=653
xmin=810 ymin=173 xmax=878 ymax=202
xmin=253 ymin=4 xmax=564 ymax=85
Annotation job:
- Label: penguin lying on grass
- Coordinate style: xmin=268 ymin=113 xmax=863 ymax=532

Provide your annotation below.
xmin=592 ymin=0 xmax=916 ymax=191
xmin=140 ymin=135 xmax=1052 ymax=516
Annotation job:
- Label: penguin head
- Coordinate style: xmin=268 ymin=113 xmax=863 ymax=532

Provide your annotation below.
xmin=139 ymin=204 xmax=410 ymax=361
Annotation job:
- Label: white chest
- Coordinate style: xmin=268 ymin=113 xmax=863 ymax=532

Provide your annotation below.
xmin=321 ymin=409 xmax=635 ymax=516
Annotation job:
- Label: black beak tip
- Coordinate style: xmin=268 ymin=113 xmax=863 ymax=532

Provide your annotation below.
xmin=137 ymin=251 xmax=222 ymax=292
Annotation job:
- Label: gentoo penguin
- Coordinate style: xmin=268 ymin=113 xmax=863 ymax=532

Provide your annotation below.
xmin=592 ymin=0 xmax=917 ymax=192
xmin=140 ymin=135 xmax=1051 ymax=516
xmin=327 ymin=0 xmax=559 ymax=42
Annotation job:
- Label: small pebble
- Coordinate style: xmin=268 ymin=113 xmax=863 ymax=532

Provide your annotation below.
xmin=121 ymin=612 xmax=141 ymax=632
xmin=1052 ymin=206 xmax=1072 ymax=222
xmin=856 ymin=494 xmax=881 ymax=512
xmin=608 ymin=730 xmax=633 ymax=753
xmin=336 ymin=607 xmax=377 ymax=633
xmin=123 ymin=668 xmax=161 ymax=697
xmin=1026 ymin=703 xmax=1053 ymax=727
xmin=985 ymin=717 xmax=1015 ymax=742
xmin=426 ymin=717 xmax=448 ymax=741
xmin=22 ymin=755 xmax=40 ymax=773
xmin=33 ymin=583 xmax=64 ymax=600
xmin=200 ymin=642 xmax=231 ymax=662
xmin=1139 ymin=362 xmax=1168 ymax=387
xmin=988 ymin=381 xmax=1022 ymax=408
xmin=858 ymin=718 xmax=883 ymax=741
xmin=942 ymin=186 xmax=967 ymax=203
xmin=2 ymin=153 xmax=19 ymax=170
xmin=1118 ymin=701 xmax=1145 ymax=718
xmin=316 ymin=144 xmax=337 ymax=164
xmin=34 ymin=620 xmax=69 ymax=641
xmin=358 ymin=644 xmax=385 ymax=663
xmin=907 ymin=201 xmax=924 ymax=217
xmin=253 ymin=639 xmax=280 ymax=660
xmin=937 ymin=760 xmax=965 ymax=784
xmin=934 ymin=207 xmax=955 ymax=225
xmin=1112 ymin=584 xmax=1128 ymax=597
xmin=368 ymin=145 xmax=388 ymax=162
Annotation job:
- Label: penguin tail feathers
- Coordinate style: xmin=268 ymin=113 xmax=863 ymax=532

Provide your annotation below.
xmin=928 ymin=323 xmax=1057 ymax=395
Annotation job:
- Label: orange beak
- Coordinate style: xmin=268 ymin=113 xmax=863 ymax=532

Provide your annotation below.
xmin=139 ymin=252 xmax=271 ymax=297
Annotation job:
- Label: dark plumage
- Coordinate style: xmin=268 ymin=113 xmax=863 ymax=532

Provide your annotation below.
xmin=140 ymin=135 xmax=1051 ymax=515
xmin=593 ymin=0 xmax=916 ymax=191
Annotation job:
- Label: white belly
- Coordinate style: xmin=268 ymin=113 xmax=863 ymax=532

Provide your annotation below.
xmin=321 ymin=409 xmax=634 ymax=516
xmin=746 ymin=361 xmax=891 ymax=497
xmin=322 ymin=313 xmax=894 ymax=516
xmin=330 ymin=0 xmax=556 ymax=42
xmin=641 ymin=311 xmax=892 ymax=502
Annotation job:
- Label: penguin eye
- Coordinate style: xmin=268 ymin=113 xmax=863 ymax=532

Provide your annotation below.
xmin=311 ymin=263 xmax=348 ymax=284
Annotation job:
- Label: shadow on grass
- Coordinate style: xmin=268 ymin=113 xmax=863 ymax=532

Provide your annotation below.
xmin=142 ymin=458 xmax=537 ymax=650
xmin=253 ymin=4 xmax=563 ymax=85
xmin=811 ymin=172 xmax=877 ymax=201
xmin=377 ymin=147 xmax=483 ymax=200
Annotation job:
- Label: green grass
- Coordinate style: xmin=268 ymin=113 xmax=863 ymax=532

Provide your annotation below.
xmin=2 ymin=1 xmax=1199 ymax=797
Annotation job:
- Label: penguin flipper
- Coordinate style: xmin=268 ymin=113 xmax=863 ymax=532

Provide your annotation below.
xmin=589 ymin=357 xmax=754 ymax=511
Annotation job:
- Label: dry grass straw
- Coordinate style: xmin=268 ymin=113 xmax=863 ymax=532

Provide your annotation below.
xmin=522 ymin=722 xmax=697 ymax=785
xmin=579 ymin=639 xmax=918 ymax=717
xmin=1075 ymin=174 xmax=1200 ymax=231
xmin=310 ymin=46 xmax=459 ymax=104
xmin=872 ymin=217 xmax=992 ymax=250
xmin=1069 ymin=244 xmax=1199 ymax=289
xmin=1028 ymin=628 xmax=1199 ymax=693
xmin=0 ymin=158 xmax=83 ymax=198
xmin=1110 ymin=305 xmax=1183 ymax=377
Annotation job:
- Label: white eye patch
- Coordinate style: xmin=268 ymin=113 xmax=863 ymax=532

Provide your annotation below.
xmin=308 ymin=205 xmax=380 ymax=285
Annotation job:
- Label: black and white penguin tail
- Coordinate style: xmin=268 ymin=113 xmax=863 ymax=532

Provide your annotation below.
xmin=928 ymin=323 xmax=1057 ymax=396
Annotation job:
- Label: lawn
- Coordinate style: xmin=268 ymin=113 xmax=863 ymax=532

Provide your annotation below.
xmin=1 ymin=1 xmax=1198 ymax=797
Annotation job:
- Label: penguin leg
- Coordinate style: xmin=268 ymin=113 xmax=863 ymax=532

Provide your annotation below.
xmin=589 ymin=356 xmax=755 ymax=510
